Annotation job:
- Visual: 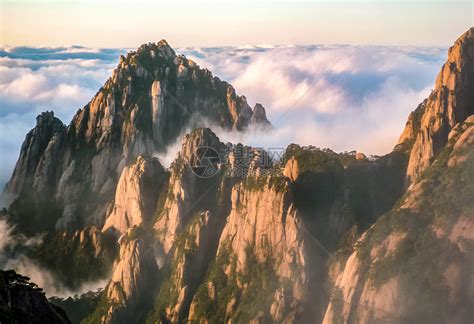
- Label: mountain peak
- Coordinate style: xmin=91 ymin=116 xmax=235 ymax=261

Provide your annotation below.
xmin=403 ymin=27 xmax=474 ymax=183
xmin=6 ymin=39 xmax=271 ymax=232
xmin=157 ymin=39 xmax=170 ymax=47
xmin=134 ymin=40 xmax=176 ymax=60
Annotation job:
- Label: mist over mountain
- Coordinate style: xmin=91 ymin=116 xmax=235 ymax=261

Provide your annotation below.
xmin=0 ymin=44 xmax=446 ymax=189
xmin=0 ymin=27 xmax=473 ymax=324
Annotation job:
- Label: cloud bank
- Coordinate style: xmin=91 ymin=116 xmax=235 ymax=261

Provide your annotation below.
xmin=180 ymin=45 xmax=445 ymax=154
xmin=0 ymin=44 xmax=446 ymax=188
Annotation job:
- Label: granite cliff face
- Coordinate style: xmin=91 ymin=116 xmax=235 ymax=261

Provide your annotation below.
xmin=146 ymin=129 xmax=317 ymax=323
xmin=401 ymin=27 xmax=474 ymax=184
xmin=102 ymin=156 xmax=167 ymax=236
xmin=102 ymin=233 xmax=158 ymax=323
xmin=322 ymin=29 xmax=474 ymax=323
xmin=188 ymin=180 xmax=311 ymax=323
xmin=153 ymin=128 xmax=226 ymax=255
xmin=323 ymin=116 xmax=474 ymax=323
xmin=5 ymin=40 xmax=270 ymax=234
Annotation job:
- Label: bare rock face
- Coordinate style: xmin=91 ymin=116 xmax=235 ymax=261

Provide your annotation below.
xmin=6 ymin=111 xmax=65 ymax=197
xmin=5 ymin=40 xmax=271 ymax=233
xmin=188 ymin=177 xmax=313 ymax=323
xmin=146 ymin=129 xmax=317 ymax=323
xmin=226 ymin=86 xmax=253 ymax=130
xmin=323 ymin=117 xmax=474 ymax=323
xmin=158 ymin=211 xmax=218 ymax=323
xmin=102 ymin=156 xmax=167 ymax=236
xmin=404 ymin=27 xmax=474 ymax=183
xmin=283 ymin=156 xmax=299 ymax=181
xmin=103 ymin=231 xmax=158 ymax=323
xmin=397 ymin=100 xmax=427 ymax=146
xmin=154 ymin=128 xmax=225 ymax=254
xmin=218 ymin=183 xmax=306 ymax=280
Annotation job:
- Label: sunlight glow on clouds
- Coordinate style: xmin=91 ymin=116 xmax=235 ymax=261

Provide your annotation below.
xmin=0 ymin=44 xmax=446 ymax=187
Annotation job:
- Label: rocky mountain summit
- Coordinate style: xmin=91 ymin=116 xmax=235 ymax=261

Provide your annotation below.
xmin=400 ymin=27 xmax=474 ymax=184
xmin=5 ymin=39 xmax=270 ymax=234
xmin=2 ymin=29 xmax=473 ymax=323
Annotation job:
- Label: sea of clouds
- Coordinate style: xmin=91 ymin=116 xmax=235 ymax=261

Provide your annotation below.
xmin=0 ymin=43 xmax=447 ymax=189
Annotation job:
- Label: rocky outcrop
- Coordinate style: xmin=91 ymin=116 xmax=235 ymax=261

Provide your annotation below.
xmin=102 ymin=156 xmax=167 ymax=236
xmin=251 ymin=103 xmax=272 ymax=128
xmin=323 ymin=30 xmax=474 ymax=323
xmin=283 ymin=156 xmax=299 ymax=181
xmin=102 ymin=230 xmax=158 ymax=323
xmin=404 ymin=27 xmax=474 ymax=183
xmin=154 ymin=128 xmax=226 ymax=254
xmin=397 ymin=100 xmax=427 ymax=147
xmin=323 ymin=117 xmax=474 ymax=323
xmin=151 ymin=211 xmax=222 ymax=323
xmin=188 ymin=179 xmax=311 ymax=323
xmin=5 ymin=40 xmax=271 ymax=234
xmin=6 ymin=111 xmax=65 ymax=195
xmin=0 ymin=270 xmax=70 ymax=323
xmin=146 ymin=129 xmax=318 ymax=323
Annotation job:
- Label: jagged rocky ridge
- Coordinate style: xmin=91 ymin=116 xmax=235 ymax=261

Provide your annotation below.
xmin=3 ymin=29 xmax=474 ymax=323
xmin=400 ymin=28 xmax=474 ymax=184
xmin=6 ymin=39 xmax=271 ymax=234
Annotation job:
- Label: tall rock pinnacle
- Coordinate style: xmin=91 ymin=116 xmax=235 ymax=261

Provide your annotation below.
xmin=401 ymin=27 xmax=474 ymax=183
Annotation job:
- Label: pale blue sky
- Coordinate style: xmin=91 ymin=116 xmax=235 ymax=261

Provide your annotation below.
xmin=1 ymin=1 xmax=472 ymax=47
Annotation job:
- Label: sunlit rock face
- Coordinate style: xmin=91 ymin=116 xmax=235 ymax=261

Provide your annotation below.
xmin=153 ymin=128 xmax=226 ymax=254
xmin=147 ymin=128 xmax=316 ymax=323
xmin=102 ymin=155 xmax=167 ymax=236
xmin=187 ymin=182 xmax=312 ymax=323
xmin=322 ymin=29 xmax=474 ymax=322
xmin=102 ymin=232 xmax=158 ymax=324
xmin=323 ymin=118 xmax=474 ymax=323
xmin=403 ymin=27 xmax=474 ymax=184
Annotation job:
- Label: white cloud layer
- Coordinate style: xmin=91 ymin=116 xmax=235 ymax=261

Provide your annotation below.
xmin=0 ymin=44 xmax=446 ymax=188
xmin=180 ymin=45 xmax=445 ymax=154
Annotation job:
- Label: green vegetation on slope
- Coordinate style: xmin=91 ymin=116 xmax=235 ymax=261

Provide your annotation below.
xmin=352 ymin=123 xmax=474 ymax=322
